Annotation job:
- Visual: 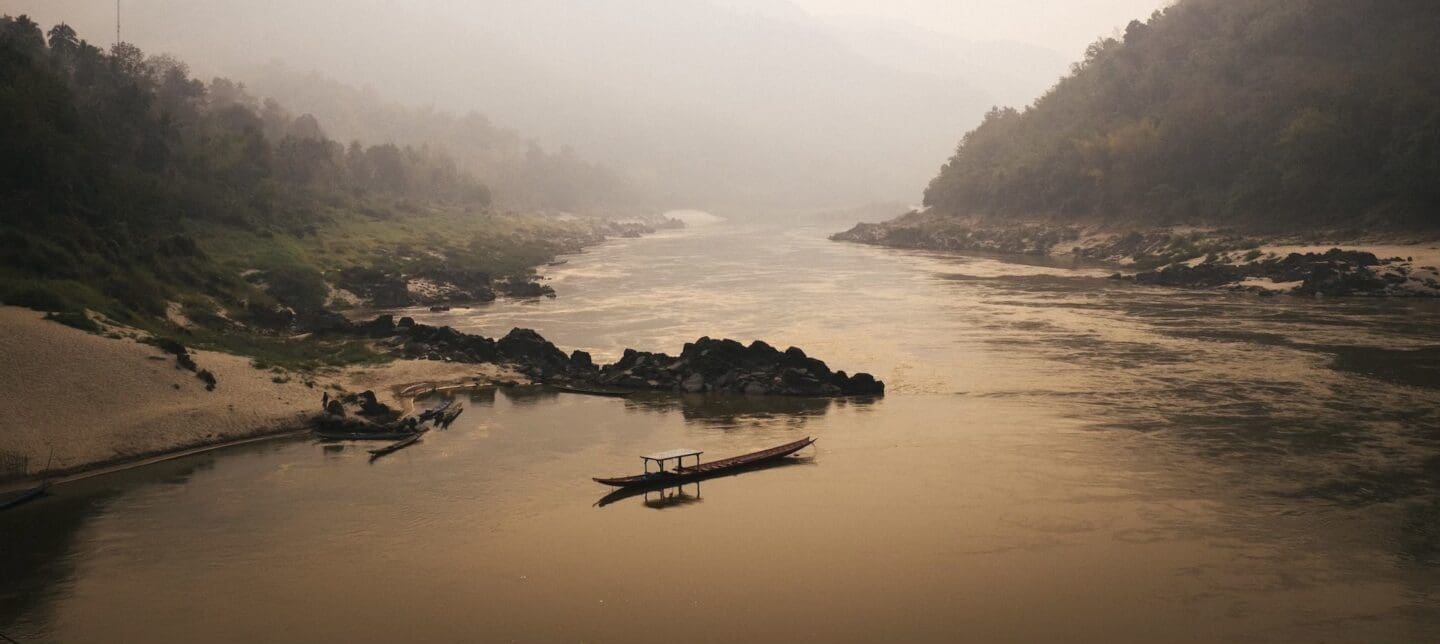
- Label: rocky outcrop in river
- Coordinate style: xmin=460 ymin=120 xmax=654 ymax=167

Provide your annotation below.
xmin=586 ymin=337 xmax=884 ymax=396
xmin=1114 ymin=249 xmax=1440 ymax=297
xmin=333 ymin=316 xmax=883 ymax=397
xmin=831 ymin=211 xmax=1078 ymax=256
xmin=833 ymin=211 xmax=1440 ymax=297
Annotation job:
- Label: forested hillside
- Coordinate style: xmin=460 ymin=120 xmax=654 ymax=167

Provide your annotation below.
xmin=0 ymin=16 xmax=615 ymax=341
xmin=923 ymin=0 xmax=1440 ymax=230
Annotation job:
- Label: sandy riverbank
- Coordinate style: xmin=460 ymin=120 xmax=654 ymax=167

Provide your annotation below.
xmin=0 ymin=306 xmax=521 ymax=483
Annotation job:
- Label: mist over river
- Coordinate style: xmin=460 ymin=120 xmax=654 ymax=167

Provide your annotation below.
xmin=3 ymin=218 xmax=1439 ymax=642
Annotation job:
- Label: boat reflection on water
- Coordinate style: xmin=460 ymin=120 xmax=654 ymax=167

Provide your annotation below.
xmin=643 ymin=482 xmax=702 ymax=509
xmin=594 ymin=456 xmax=813 ymax=508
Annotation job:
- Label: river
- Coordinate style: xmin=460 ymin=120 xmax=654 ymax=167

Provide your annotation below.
xmin=3 ymin=218 xmax=1439 ymax=642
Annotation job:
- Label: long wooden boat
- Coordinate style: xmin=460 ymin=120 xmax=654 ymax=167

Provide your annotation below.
xmin=0 ymin=481 xmax=50 ymax=511
xmin=551 ymin=384 xmax=633 ymax=398
xmin=594 ymin=457 xmax=806 ymax=507
xmin=368 ymin=430 xmax=427 ymax=460
xmin=593 ymin=437 xmax=815 ymax=487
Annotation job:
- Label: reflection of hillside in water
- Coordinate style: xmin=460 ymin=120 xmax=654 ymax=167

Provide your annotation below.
xmin=1 ymin=493 xmax=97 ymax=638
xmin=0 ymin=454 xmax=226 ymax=638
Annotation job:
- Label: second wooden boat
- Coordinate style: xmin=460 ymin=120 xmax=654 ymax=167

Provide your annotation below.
xmin=368 ymin=430 xmax=427 ymax=460
xmin=593 ymin=437 xmax=815 ymax=487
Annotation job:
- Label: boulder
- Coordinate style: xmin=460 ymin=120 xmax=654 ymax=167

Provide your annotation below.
xmin=846 ymin=372 xmax=884 ymax=396
xmin=353 ymin=390 xmax=392 ymax=417
xmin=497 ymin=328 xmax=572 ymax=374
xmin=570 ymin=350 xmax=596 ymax=371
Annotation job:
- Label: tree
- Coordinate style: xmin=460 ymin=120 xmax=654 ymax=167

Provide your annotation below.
xmin=45 ymin=23 xmax=78 ymax=59
xmin=0 ymin=15 xmax=45 ymax=56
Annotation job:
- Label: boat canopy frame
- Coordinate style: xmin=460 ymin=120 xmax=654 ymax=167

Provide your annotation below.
xmin=641 ymin=448 xmax=702 ymax=474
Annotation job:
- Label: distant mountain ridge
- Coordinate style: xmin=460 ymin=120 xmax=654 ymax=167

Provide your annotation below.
xmin=238 ymin=63 xmax=645 ymax=213
xmin=922 ymin=0 xmax=1440 ymax=231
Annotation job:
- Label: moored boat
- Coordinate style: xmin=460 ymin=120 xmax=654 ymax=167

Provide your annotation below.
xmin=592 ymin=437 xmax=815 ymax=487
xmin=368 ymin=430 xmax=427 ymax=460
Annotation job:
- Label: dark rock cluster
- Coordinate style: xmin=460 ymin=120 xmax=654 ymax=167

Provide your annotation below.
xmin=494 ymin=279 xmax=555 ymax=298
xmin=1118 ymin=249 xmax=1398 ymax=296
xmin=317 ymin=389 xmax=416 ymax=433
xmin=588 ymin=337 xmax=884 ymax=396
xmin=327 ymin=316 xmax=883 ymax=397
xmin=414 ymin=269 xmax=498 ymax=305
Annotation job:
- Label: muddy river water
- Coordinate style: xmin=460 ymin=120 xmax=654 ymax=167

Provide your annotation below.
xmin=3 ymin=218 xmax=1439 ymax=642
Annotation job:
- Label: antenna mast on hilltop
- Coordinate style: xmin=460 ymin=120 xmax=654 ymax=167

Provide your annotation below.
xmin=116 ymin=0 xmax=121 ymax=43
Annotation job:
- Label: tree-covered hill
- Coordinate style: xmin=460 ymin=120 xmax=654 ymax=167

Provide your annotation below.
xmin=923 ymin=0 xmax=1440 ymax=231
xmin=0 ymin=16 xmax=615 ymax=343
xmin=0 ymin=16 xmax=489 ymax=321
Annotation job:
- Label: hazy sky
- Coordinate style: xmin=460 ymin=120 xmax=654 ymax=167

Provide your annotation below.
xmin=0 ymin=0 xmax=1176 ymax=208
xmin=789 ymin=0 xmax=1172 ymax=55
